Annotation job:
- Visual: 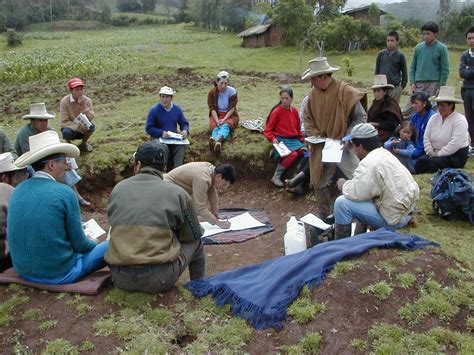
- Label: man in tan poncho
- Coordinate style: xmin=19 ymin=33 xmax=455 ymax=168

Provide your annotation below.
xmin=303 ymin=57 xmax=368 ymax=218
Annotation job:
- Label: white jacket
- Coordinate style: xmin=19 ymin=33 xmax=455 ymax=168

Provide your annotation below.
xmin=342 ymin=148 xmax=419 ymax=225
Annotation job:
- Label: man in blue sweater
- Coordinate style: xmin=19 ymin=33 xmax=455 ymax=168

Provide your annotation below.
xmin=7 ymin=131 xmax=108 ymax=284
xmin=145 ymin=86 xmax=189 ymax=172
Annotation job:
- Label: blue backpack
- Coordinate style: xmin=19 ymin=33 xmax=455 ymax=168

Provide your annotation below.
xmin=430 ymin=168 xmax=474 ymax=224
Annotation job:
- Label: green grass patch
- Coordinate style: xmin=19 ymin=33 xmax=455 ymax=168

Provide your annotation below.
xmin=396 ymin=272 xmax=417 ymax=289
xmin=75 ymin=303 xmax=94 ymax=318
xmin=0 ymin=295 xmax=30 ymax=327
xmin=7 ymin=284 xmax=29 ymax=293
xmin=104 ymin=288 xmax=156 ymax=310
xmin=79 ymin=340 xmax=95 ymax=352
xmin=376 ymin=253 xmax=417 ymax=276
xmin=368 ymin=323 xmax=474 ymax=353
xmin=145 ymin=307 xmax=173 ymax=327
xmin=278 ymin=332 xmax=323 ymax=354
xmin=288 ymin=298 xmax=328 ymax=325
xmin=22 ymin=307 xmax=44 ymax=321
xmin=38 ymin=319 xmax=59 ymax=332
xmin=64 ymin=294 xmax=84 ymax=306
xmin=350 ymin=338 xmax=368 ymax=351
xmin=467 ymin=317 xmax=474 ymax=331
xmin=41 ymin=338 xmax=79 ymax=354
xmin=360 ymin=281 xmax=393 ymax=301
xmin=329 ymin=260 xmax=365 ymax=279
xmin=398 ymin=279 xmax=472 ymax=325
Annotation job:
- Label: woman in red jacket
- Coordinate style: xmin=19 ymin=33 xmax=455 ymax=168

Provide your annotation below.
xmin=263 ymin=87 xmax=305 ymax=187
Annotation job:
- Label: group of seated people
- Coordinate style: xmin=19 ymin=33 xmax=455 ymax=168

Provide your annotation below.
xmin=0 ymin=53 xmax=471 ymax=295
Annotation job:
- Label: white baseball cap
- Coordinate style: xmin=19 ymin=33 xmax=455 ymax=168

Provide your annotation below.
xmin=158 ymin=86 xmax=175 ymax=96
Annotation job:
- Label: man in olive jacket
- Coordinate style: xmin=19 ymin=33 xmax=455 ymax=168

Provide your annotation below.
xmin=106 ymin=141 xmax=205 ymax=293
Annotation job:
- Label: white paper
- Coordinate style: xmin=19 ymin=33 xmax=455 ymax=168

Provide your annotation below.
xmin=74 ymin=113 xmax=93 ymax=130
xmin=167 ymin=131 xmax=185 ymax=140
xmin=200 ymin=212 xmax=265 ymax=238
xmin=83 ymin=219 xmax=106 ymax=240
xmin=273 ymin=141 xmax=291 ymax=157
xmin=305 ymin=136 xmax=326 ymax=145
xmin=300 ymin=213 xmax=331 ymax=230
xmin=322 ymin=138 xmax=343 ymax=163
xmin=159 ymin=137 xmax=190 ymax=145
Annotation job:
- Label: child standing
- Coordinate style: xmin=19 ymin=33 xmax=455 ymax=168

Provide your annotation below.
xmin=460 ymin=25 xmax=474 ymax=152
xmin=375 ymin=30 xmax=408 ymax=103
xmin=384 ymin=121 xmax=416 ymax=173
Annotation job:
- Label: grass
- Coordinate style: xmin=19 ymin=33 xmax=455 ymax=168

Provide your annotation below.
xmin=41 ymin=338 xmax=79 ymax=354
xmin=22 ymin=308 xmax=44 ymax=321
xmin=279 ymin=332 xmax=323 ymax=354
xmin=75 ymin=303 xmax=94 ymax=317
xmin=396 ymin=272 xmax=417 ymax=289
xmin=350 ymin=338 xmax=368 ymax=351
xmin=360 ymin=281 xmax=394 ymax=301
xmin=104 ymin=288 xmax=156 ymax=310
xmin=0 ymin=295 xmax=30 ymax=327
xmin=287 ymin=286 xmax=328 ymax=324
xmin=38 ymin=319 xmax=59 ymax=332
xmin=329 ymin=260 xmax=365 ymax=278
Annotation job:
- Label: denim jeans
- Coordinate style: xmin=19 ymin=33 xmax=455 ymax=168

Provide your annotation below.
xmin=211 ymin=123 xmax=231 ymax=140
xmin=110 ymin=238 xmax=205 ymax=294
xmin=21 ymin=241 xmax=109 ymax=285
xmin=334 ymin=195 xmax=409 ymax=230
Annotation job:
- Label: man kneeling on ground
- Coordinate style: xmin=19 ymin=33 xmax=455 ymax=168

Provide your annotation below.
xmin=106 ymin=141 xmax=205 ymax=294
xmin=164 ymin=162 xmax=236 ymax=229
xmin=8 ymin=131 xmax=108 ymax=284
xmin=333 ymin=123 xmax=419 ymax=239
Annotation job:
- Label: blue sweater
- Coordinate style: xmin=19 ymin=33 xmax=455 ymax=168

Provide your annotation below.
xmin=384 ymin=137 xmax=415 ymax=157
xmin=410 ymin=109 xmax=435 ymax=159
xmin=145 ymin=103 xmax=189 ymax=138
xmin=7 ymin=177 xmax=96 ymax=278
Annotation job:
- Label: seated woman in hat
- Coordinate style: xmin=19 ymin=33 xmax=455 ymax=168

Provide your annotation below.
xmin=207 ymin=71 xmax=239 ymax=154
xmin=7 ymin=131 xmax=108 ymax=284
xmin=367 ymin=75 xmax=403 ymax=143
xmin=415 ymin=86 xmax=470 ymax=174
xmin=263 ymin=87 xmax=305 ymax=187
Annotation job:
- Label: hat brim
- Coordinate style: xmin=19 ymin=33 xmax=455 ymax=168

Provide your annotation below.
xmin=301 ymin=66 xmax=340 ymax=81
xmin=342 ymin=134 xmax=352 ymax=142
xmin=429 ymin=96 xmax=463 ymax=103
xmin=14 ymin=143 xmax=80 ymax=168
xmin=370 ymin=84 xmax=394 ymax=90
xmin=22 ymin=111 xmax=56 ymax=120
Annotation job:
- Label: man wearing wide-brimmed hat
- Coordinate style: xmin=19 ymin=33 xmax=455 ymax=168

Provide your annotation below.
xmin=14 ymin=103 xmax=55 ymax=156
xmin=0 ymin=152 xmax=28 ymax=272
xmin=414 ymin=86 xmax=470 ymax=173
xmin=59 ymin=77 xmax=96 ymax=152
xmin=14 ymin=103 xmax=91 ymax=206
xmin=7 ymin=131 xmax=108 ymax=284
xmin=302 ymin=57 xmax=368 ymax=220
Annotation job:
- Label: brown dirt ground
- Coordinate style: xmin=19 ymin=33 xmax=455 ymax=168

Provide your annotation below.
xmin=0 ymin=176 xmax=470 ymax=353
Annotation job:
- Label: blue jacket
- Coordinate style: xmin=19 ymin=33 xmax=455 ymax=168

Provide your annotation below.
xmin=145 ymin=103 xmax=189 ymax=138
xmin=410 ymin=109 xmax=435 ymax=159
xmin=384 ymin=137 xmax=415 ymax=158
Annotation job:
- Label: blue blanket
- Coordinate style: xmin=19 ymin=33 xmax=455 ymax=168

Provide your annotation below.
xmin=185 ymin=230 xmax=438 ymax=330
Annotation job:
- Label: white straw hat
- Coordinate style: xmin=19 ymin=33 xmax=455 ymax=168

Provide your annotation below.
xmin=14 ymin=131 xmax=80 ymax=168
xmin=0 ymin=152 xmax=21 ymax=173
xmin=430 ymin=86 xmax=463 ymax=103
xmin=369 ymin=75 xmax=394 ymax=90
xmin=159 ymin=86 xmax=176 ymax=96
xmin=302 ymin=57 xmax=340 ymax=81
xmin=22 ymin=103 xmax=55 ymax=120
xmin=217 ymin=71 xmax=229 ymax=80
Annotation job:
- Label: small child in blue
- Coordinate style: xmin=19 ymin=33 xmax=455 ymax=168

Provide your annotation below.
xmin=384 ymin=121 xmax=416 ymax=173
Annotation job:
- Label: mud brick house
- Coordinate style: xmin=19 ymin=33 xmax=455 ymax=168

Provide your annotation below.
xmin=237 ymin=20 xmax=282 ymax=48
xmin=342 ymin=5 xmax=388 ymax=26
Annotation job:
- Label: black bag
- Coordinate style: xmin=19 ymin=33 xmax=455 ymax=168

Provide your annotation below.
xmin=430 ymin=168 xmax=474 ymax=224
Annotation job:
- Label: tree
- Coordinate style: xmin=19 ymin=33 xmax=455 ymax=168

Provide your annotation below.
xmin=314 ymin=0 xmax=346 ymax=23
xmin=142 ymin=0 xmax=157 ymax=12
xmin=117 ymin=0 xmax=142 ymax=12
xmin=272 ymin=0 xmax=314 ymax=46
xmin=100 ymin=4 xmax=112 ymax=24
xmin=368 ymin=3 xmax=380 ymax=23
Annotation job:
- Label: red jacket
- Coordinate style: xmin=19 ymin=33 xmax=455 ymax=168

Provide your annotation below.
xmin=263 ymin=105 xmax=303 ymax=142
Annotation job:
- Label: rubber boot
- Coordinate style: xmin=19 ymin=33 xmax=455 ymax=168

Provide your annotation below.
xmin=214 ymin=135 xmax=223 ymax=154
xmin=353 ymin=221 xmax=368 ymax=235
xmin=271 ymin=164 xmax=286 ymax=187
xmin=285 ymin=171 xmax=306 ymax=188
xmin=313 ymin=187 xmax=331 ymax=219
xmin=334 ymin=224 xmax=352 ymax=240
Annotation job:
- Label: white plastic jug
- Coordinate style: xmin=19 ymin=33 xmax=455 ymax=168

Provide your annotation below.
xmin=284 ymin=216 xmax=307 ymax=255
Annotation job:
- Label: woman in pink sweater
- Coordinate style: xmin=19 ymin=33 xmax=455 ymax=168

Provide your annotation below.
xmin=415 ymin=86 xmax=470 ymax=174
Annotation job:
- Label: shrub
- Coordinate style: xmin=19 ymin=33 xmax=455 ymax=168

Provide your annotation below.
xmin=341 ymin=57 xmax=355 ymax=76
xmin=5 ymin=28 xmax=22 ymax=47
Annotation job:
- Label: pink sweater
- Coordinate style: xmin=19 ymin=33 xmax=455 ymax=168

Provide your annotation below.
xmin=423 ymin=111 xmax=469 ymax=156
